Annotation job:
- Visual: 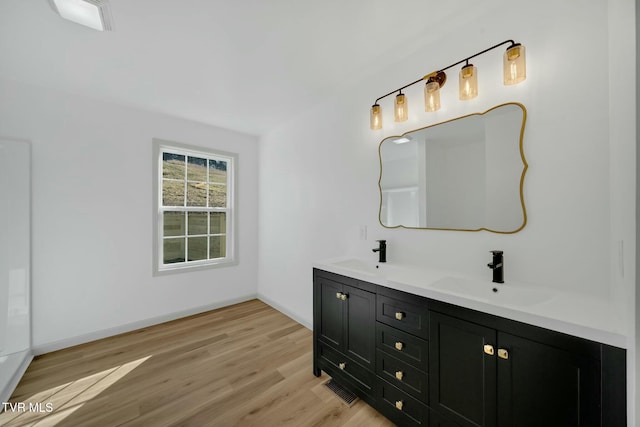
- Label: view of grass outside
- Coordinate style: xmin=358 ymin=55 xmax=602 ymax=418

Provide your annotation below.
xmin=161 ymin=153 xmax=229 ymax=264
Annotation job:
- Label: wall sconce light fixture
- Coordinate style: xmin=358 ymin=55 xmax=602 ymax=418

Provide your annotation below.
xmin=370 ymin=39 xmax=526 ymax=130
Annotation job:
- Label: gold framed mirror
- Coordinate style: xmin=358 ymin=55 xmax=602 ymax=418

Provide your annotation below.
xmin=378 ymin=102 xmax=527 ymax=233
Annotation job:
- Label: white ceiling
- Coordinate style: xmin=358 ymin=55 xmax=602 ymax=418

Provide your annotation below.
xmin=0 ymin=0 xmax=484 ymax=136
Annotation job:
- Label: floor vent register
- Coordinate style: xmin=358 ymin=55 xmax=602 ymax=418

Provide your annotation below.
xmin=324 ymin=379 xmax=359 ymax=406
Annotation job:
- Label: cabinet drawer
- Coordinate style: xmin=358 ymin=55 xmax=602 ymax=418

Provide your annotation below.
xmin=377 ymin=379 xmax=429 ymax=427
xmin=377 ymin=294 xmax=429 ymax=339
xmin=376 ymin=349 xmax=428 ymax=403
xmin=318 ymin=342 xmax=375 ymax=398
xmin=377 ymin=322 xmax=429 ymax=369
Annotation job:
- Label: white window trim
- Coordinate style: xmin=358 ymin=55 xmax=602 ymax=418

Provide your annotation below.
xmin=152 ymin=138 xmax=238 ymax=276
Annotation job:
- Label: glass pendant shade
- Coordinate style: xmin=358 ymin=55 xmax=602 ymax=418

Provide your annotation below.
xmin=394 ymin=93 xmax=408 ymax=122
xmin=424 ymin=81 xmax=441 ymax=112
xmin=459 ymin=64 xmax=478 ymax=100
xmin=370 ymin=104 xmax=382 ymax=130
xmin=503 ymin=43 xmax=526 ymax=85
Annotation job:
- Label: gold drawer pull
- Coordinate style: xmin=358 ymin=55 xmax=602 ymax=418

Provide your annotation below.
xmin=484 ymin=344 xmax=495 ymax=356
xmin=395 ymin=312 xmax=405 ymax=320
xmin=498 ymin=348 xmax=509 ymax=360
xmin=395 ymin=342 xmax=404 ymax=351
xmin=395 ymin=400 xmax=404 ymax=411
xmin=338 ymin=362 xmax=346 ymax=370
xmin=395 ymin=371 xmax=404 ymax=381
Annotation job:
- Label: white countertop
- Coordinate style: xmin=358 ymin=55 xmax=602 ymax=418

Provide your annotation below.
xmin=313 ymin=256 xmax=628 ymax=349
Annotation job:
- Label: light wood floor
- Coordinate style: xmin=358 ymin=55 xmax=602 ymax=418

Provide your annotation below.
xmin=1 ymin=299 xmax=395 ymax=427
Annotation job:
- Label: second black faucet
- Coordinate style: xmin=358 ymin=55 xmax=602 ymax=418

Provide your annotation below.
xmin=373 ymin=240 xmax=386 ymax=263
xmin=487 ymin=250 xmax=504 ymax=283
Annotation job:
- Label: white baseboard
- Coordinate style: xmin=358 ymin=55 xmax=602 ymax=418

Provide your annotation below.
xmin=257 ymin=293 xmax=312 ymax=330
xmin=0 ymin=350 xmax=33 ymax=407
xmin=32 ymin=294 xmax=258 ymax=355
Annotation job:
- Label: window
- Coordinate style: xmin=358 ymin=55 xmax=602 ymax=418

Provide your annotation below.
xmin=153 ymin=139 xmax=237 ymax=274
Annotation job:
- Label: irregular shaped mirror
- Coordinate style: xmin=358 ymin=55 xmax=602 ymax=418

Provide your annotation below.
xmin=378 ymin=102 xmax=527 ymax=233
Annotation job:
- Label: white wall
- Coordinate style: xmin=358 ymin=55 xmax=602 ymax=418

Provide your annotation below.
xmin=608 ymin=0 xmax=638 ymax=422
xmin=258 ymin=0 xmax=636 ymax=421
xmin=0 ymin=79 xmax=259 ymax=351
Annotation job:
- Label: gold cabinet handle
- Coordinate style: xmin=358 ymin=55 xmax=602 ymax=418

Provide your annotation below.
xmin=395 ymin=342 xmax=404 ymax=351
xmin=336 ymin=292 xmax=342 ymax=300
xmin=341 ymin=293 xmax=347 ymax=300
xmin=498 ymin=348 xmax=509 ymax=360
xmin=395 ymin=312 xmax=405 ymax=320
xmin=484 ymin=344 xmax=495 ymax=356
xmin=395 ymin=371 xmax=404 ymax=381
xmin=338 ymin=362 xmax=346 ymax=370
xmin=395 ymin=400 xmax=404 ymax=411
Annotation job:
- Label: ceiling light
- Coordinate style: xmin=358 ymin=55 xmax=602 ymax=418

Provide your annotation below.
xmin=393 ymin=137 xmax=412 ymax=144
xmin=370 ymin=40 xmax=526 ymax=130
xmin=49 ymin=0 xmax=113 ymax=31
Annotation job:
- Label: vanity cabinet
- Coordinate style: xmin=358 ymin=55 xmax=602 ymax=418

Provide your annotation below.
xmin=430 ymin=309 xmax=602 ymax=427
xmin=313 ymin=269 xmax=377 ymax=402
xmin=312 ymin=269 xmax=626 ymax=427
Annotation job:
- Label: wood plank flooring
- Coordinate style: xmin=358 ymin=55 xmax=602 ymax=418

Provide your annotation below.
xmin=0 ymin=299 xmax=395 ymax=427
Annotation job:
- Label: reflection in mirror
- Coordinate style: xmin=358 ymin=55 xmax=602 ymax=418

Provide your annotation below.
xmin=378 ymin=102 xmax=527 ymax=233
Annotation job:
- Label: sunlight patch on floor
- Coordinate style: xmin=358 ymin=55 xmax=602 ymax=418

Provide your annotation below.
xmin=2 ymin=355 xmax=151 ymax=427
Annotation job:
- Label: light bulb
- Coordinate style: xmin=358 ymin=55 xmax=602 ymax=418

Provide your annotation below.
xmin=459 ymin=64 xmax=478 ymax=100
xmin=424 ymin=81 xmax=441 ymax=112
xmin=370 ymin=104 xmax=382 ymax=130
xmin=503 ymin=44 xmax=526 ymax=85
xmin=394 ymin=93 xmax=408 ymax=122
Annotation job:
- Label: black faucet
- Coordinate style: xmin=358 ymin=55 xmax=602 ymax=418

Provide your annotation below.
xmin=487 ymin=250 xmax=504 ymax=283
xmin=372 ymin=240 xmax=386 ymax=263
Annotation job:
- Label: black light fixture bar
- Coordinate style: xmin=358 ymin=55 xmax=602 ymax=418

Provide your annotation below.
xmin=437 ymin=39 xmax=517 ymax=78
xmin=373 ymin=40 xmax=517 ymax=105
xmin=374 ymin=77 xmax=425 ymax=105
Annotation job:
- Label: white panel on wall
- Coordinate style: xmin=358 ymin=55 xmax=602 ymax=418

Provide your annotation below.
xmin=0 ymin=137 xmax=31 ymax=403
xmin=0 ymin=138 xmax=30 ymax=356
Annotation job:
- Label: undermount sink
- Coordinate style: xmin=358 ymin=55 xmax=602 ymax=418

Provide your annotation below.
xmin=428 ymin=276 xmax=555 ymax=307
xmin=329 ymin=258 xmax=384 ymax=276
